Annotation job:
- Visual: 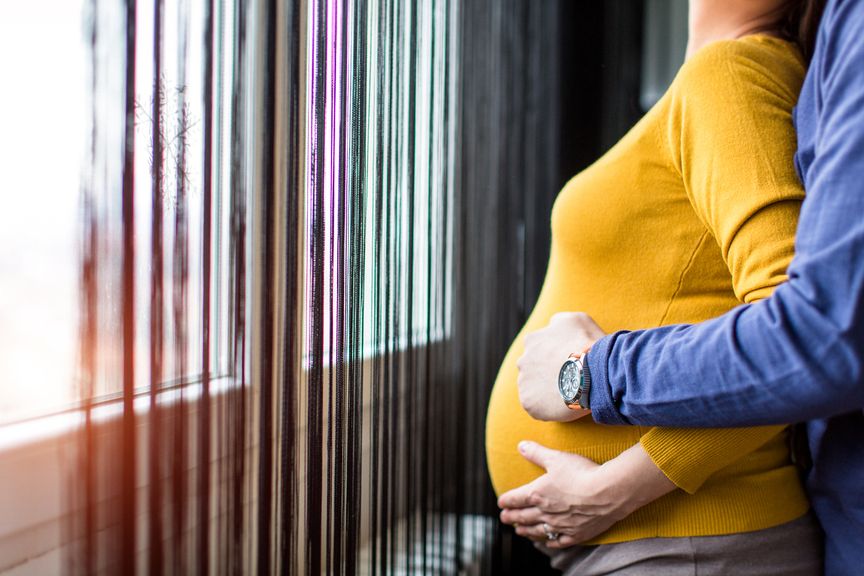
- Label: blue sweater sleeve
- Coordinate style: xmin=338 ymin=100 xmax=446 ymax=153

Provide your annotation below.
xmin=589 ymin=1 xmax=864 ymax=428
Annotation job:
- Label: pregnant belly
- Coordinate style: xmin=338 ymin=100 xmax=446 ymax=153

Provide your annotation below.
xmin=485 ymin=338 xmax=642 ymax=496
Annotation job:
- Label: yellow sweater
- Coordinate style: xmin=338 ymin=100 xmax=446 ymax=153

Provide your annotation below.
xmin=485 ymin=36 xmax=810 ymax=544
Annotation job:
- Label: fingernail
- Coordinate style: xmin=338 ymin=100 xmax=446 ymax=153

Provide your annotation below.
xmin=518 ymin=441 xmax=529 ymax=453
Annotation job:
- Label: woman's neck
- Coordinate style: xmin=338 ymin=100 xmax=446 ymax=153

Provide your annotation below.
xmin=686 ymin=0 xmax=785 ymax=59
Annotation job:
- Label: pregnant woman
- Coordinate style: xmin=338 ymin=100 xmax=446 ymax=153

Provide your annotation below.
xmin=486 ymin=0 xmax=826 ymax=574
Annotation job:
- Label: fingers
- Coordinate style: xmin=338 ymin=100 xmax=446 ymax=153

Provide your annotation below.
xmin=497 ymin=477 xmax=539 ymax=509
xmin=550 ymin=311 xmax=588 ymax=323
xmin=517 ymin=440 xmax=557 ymax=470
xmin=514 ymin=523 xmax=581 ymax=548
xmin=542 ymin=534 xmax=580 ymax=550
xmin=498 ymin=484 xmax=533 ymax=508
xmin=515 ymin=354 xmax=525 ymax=371
xmin=514 ymin=522 xmax=557 ymax=541
xmin=499 ymin=506 xmax=545 ymax=526
xmin=549 ymin=311 xmax=606 ymax=339
xmin=513 ymin=522 xmax=584 ymax=548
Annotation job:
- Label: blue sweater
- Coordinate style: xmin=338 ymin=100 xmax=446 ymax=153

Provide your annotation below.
xmin=587 ymin=1 xmax=864 ymax=573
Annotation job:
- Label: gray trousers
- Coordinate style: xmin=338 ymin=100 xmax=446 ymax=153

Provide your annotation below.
xmin=546 ymin=513 xmax=823 ymax=576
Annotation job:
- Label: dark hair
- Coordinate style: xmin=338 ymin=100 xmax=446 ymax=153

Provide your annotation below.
xmin=774 ymin=0 xmax=828 ymax=62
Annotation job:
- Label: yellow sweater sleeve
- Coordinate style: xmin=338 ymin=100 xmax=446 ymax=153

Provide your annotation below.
xmin=640 ymin=39 xmax=806 ymax=494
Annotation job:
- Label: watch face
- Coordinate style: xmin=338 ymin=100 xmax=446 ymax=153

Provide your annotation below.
xmin=558 ymin=359 xmax=582 ymax=404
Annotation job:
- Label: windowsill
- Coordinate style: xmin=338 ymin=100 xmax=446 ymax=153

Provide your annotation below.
xmin=0 ymin=399 xmax=73 ymax=574
xmin=0 ymin=374 xmax=235 ymax=574
xmin=0 ymin=373 xmax=232 ymax=452
xmin=0 ymin=340 xmax=451 ymax=573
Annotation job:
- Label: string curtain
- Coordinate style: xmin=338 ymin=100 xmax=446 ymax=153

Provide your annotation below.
xmin=68 ymin=0 xmax=563 ymax=573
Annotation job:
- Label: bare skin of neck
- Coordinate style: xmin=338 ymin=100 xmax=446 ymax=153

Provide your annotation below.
xmin=687 ymin=0 xmax=786 ymax=59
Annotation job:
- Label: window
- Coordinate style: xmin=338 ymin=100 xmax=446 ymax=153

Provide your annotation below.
xmin=0 ymin=0 xmax=239 ymax=426
xmin=0 ymin=0 xmax=87 ymax=424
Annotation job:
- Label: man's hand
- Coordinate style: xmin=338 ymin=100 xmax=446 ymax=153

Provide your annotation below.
xmin=498 ymin=441 xmax=676 ymax=549
xmin=516 ymin=312 xmax=606 ymax=422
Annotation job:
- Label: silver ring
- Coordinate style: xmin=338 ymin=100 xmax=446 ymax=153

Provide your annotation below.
xmin=542 ymin=522 xmax=559 ymax=541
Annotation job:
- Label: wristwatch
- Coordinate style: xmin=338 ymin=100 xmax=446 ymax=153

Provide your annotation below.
xmin=558 ymin=347 xmax=592 ymax=410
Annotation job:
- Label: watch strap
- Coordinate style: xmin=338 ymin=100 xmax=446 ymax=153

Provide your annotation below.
xmin=578 ymin=348 xmax=592 ymax=410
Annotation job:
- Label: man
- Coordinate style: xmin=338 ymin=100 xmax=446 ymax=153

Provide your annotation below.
xmin=498 ymin=1 xmax=864 ymax=574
